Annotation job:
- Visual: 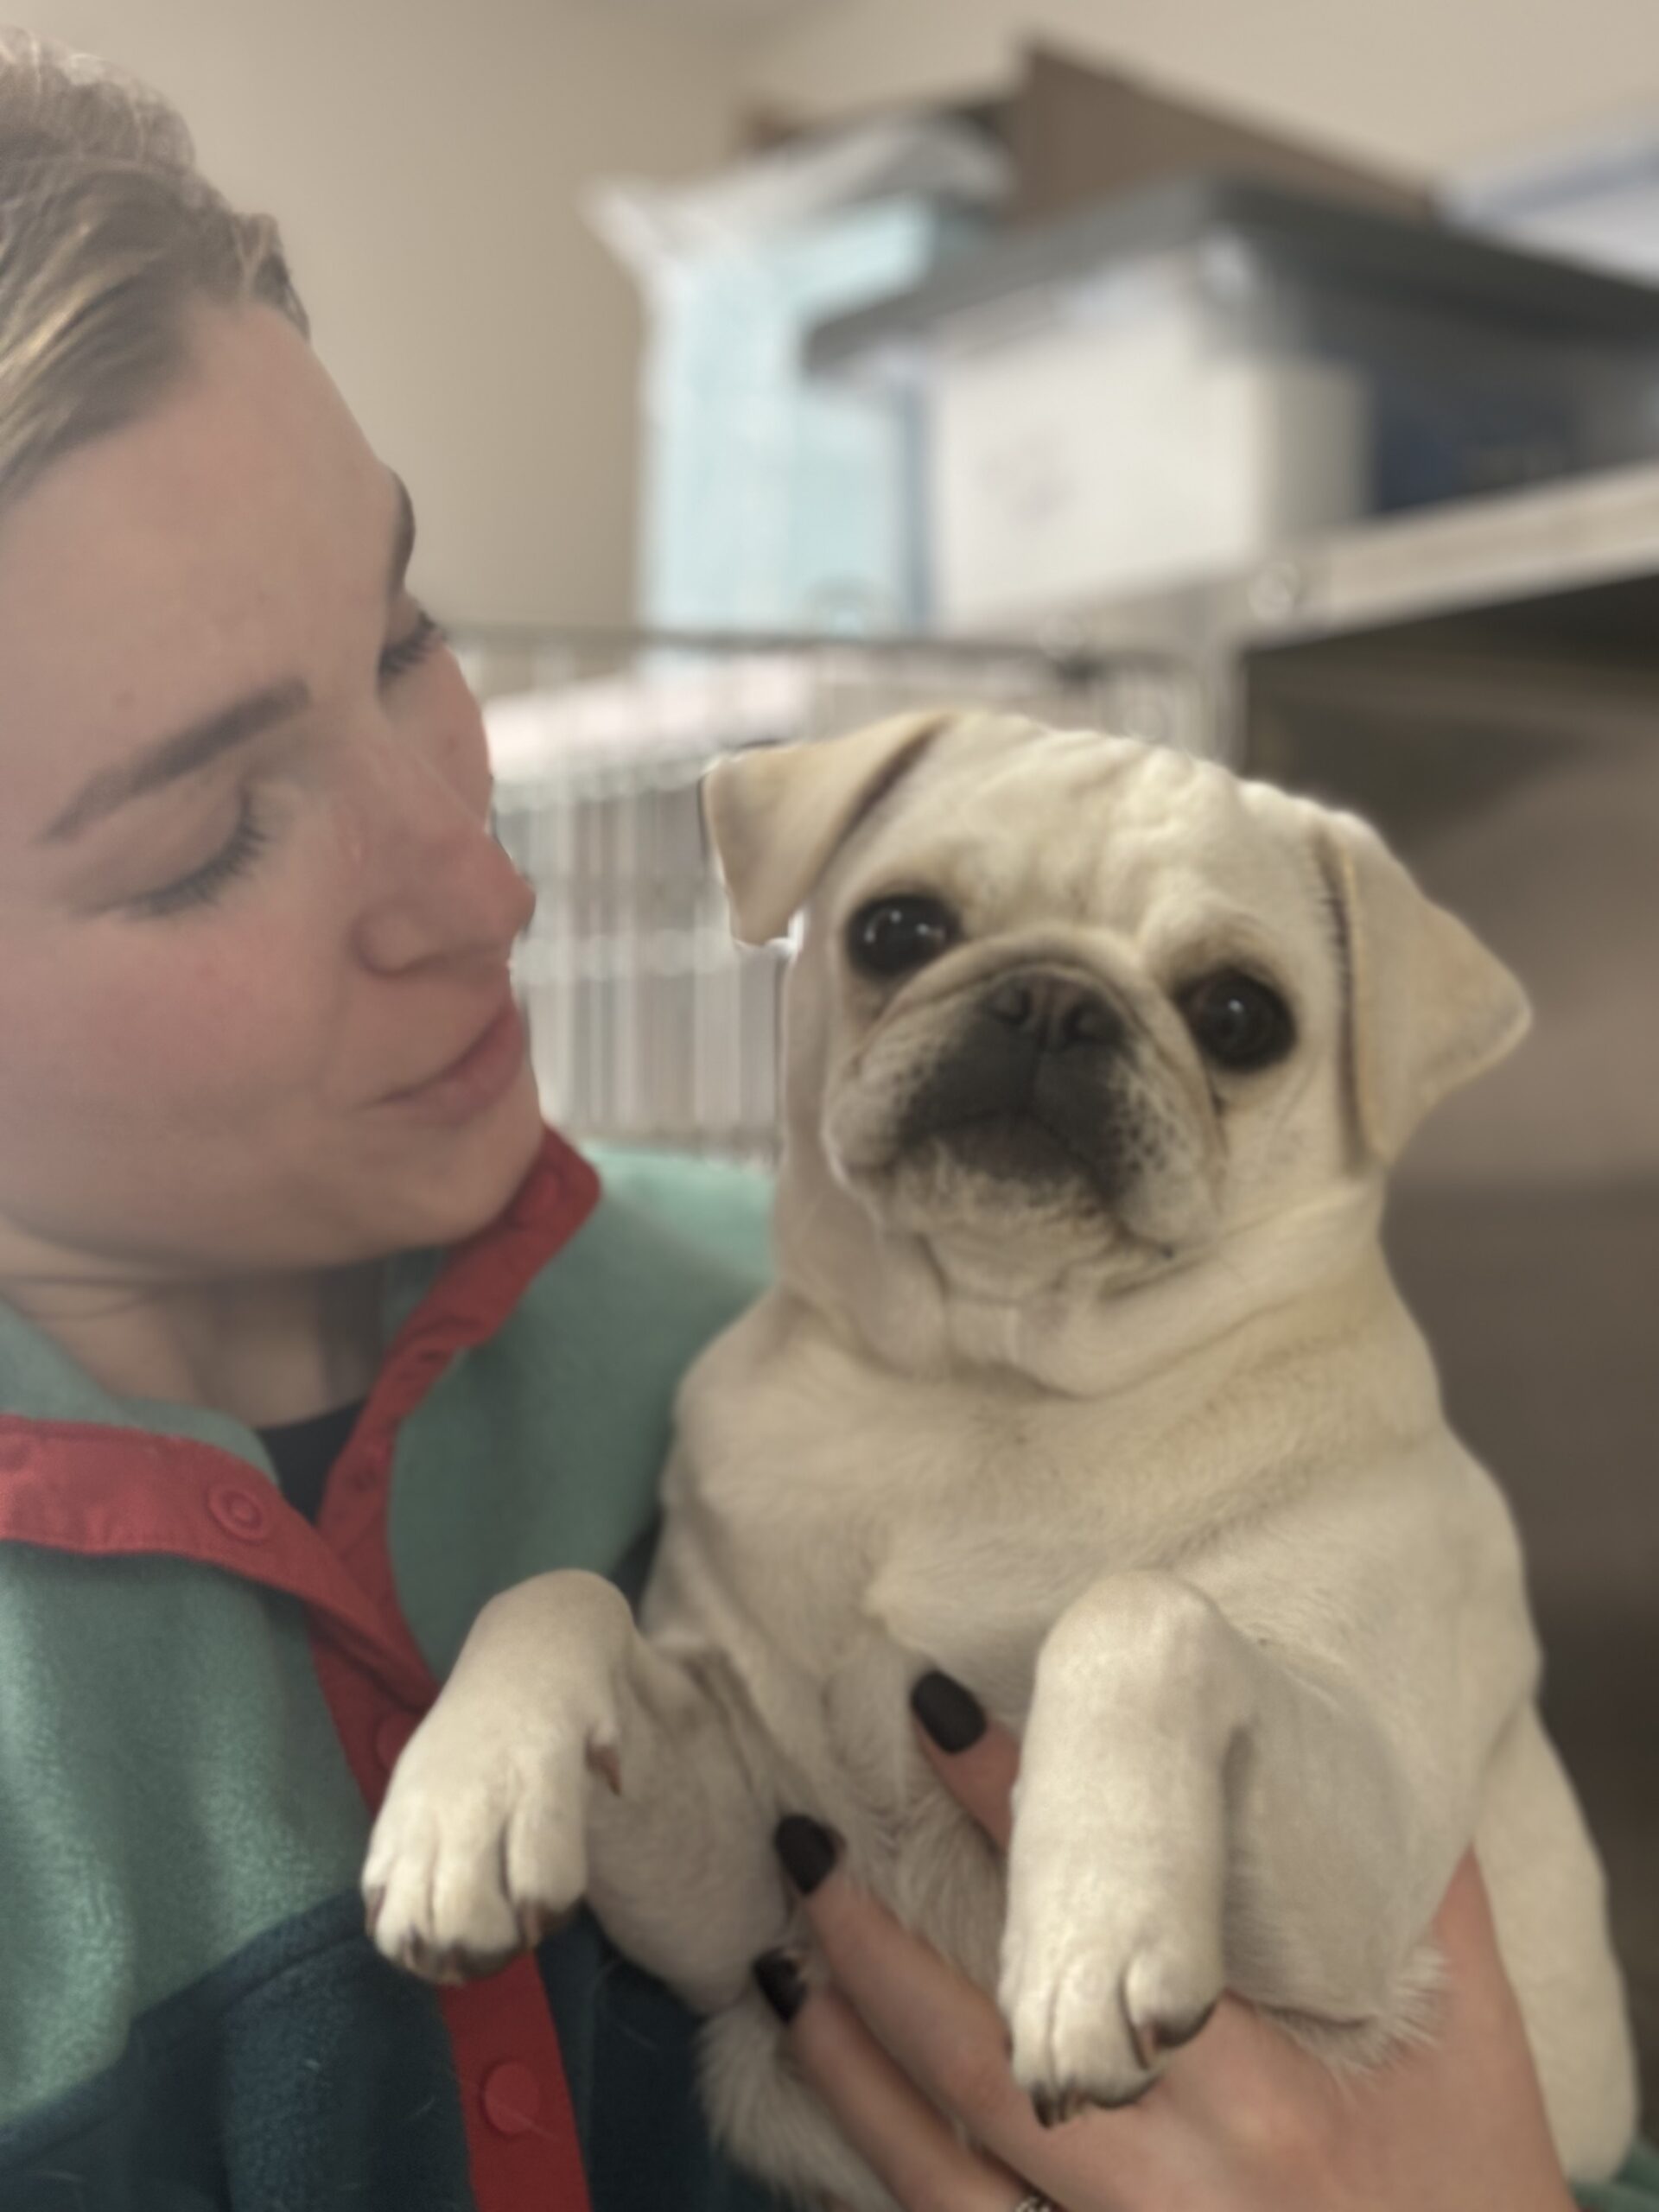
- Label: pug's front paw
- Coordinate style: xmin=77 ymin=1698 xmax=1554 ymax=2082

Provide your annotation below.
xmin=363 ymin=1695 xmax=615 ymax=1983
xmin=998 ymin=1877 xmax=1224 ymax=2115
xmin=1001 ymin=1568 xmax=1239 ymax=2112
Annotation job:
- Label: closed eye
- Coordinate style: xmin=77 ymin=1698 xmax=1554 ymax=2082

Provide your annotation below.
xmin=123 ymin=608 xmax=447 ymax=920
xmin=378 ymin=609 xmax=446 ymax=683
xmin=125 ymin=792 xmax=272 ymax=919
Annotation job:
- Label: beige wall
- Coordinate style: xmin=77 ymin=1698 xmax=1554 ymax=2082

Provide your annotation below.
xmin=18 ymin=0 xmax=742 ymax=626
xmin=739 ymin=0 xmax=1659 ymax=183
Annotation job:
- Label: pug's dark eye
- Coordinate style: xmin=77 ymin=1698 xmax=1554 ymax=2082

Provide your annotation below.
xmin=1179 ymin=970 xmax=1295 ymax=1071
xmin=847 ymin=894 xmax=960 ymax=980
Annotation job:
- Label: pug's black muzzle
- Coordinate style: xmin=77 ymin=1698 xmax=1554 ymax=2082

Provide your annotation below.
xmin=895 ymin=970 xmax=1141 ymax=1202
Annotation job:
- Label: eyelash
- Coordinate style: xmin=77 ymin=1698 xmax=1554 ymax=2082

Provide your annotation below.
xmin=130 ymin=607 xmax=448 ymax=919
xmin=378 ymin=607 xmax=447 ymax=680
xmin=130 ymin=793 xmax=272 ymax=919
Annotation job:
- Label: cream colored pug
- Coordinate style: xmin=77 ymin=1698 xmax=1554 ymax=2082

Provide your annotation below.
xmin=364 ymin=711 xmax=1637 ymax=2208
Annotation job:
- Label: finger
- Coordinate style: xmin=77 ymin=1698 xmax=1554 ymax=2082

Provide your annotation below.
xmin=1427 ymin=1848 xmax=1558 ymax=2113
xmin=909 ymin=1672 xmax=1021 ymax=1852
xmin=755 ymin=1952 xmax=1030 ymax=2212
xmin=775 ymin=1822 xmax=1151 ymax=2209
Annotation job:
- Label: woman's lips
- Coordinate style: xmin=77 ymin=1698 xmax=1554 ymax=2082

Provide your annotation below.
xmin=382 ymin=995 xmax=528 ymax=1126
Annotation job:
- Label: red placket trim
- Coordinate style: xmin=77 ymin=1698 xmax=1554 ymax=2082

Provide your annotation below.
xmin=0 ymin=1420 xmax=436 ymax=1707
xmin=310 ymin=1128 xmax=598 ymax=2212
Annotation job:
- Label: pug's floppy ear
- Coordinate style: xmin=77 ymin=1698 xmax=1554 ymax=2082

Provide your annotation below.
xmin=702 ymin=708 xmax=957 ymax=947
xmin=1318 ymin=809 xmax=1531 ymax=1164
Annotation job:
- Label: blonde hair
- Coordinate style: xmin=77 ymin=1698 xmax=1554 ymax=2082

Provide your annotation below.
xmin=0 ymin=29 xmax=307 ymax=517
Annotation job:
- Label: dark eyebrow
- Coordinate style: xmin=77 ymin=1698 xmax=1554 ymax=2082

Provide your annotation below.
xmin=387 ymin=472 xmax=415 ymax=601
xmin=41 ymin=474 xmax=413 ymax=848
xmin=38 ymin=678 xmax=310 ymax=845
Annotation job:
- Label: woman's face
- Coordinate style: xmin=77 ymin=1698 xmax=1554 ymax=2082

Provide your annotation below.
xmin=0 ymin=303 xmax=545 ymax=1286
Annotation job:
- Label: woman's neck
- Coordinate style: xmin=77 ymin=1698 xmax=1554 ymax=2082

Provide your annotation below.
xmin=1 ymin=1256 xmax=386 ymax=1427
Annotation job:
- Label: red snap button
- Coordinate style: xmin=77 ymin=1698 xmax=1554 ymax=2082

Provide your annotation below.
xmin=480 ymin=2058 xmax=541 ymax=2136
xmin=207 ymin=1482 xmax=274 ymax=1541
xmin=373 ymin=1710 xmax=417 ymax=1774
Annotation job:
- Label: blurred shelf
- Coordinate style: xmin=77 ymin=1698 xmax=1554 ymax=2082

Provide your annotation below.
xmin=1058 ymin=454 xmax=1659 ymax=656
xmin=1027 ymin=456 xmax=1659 ymax=751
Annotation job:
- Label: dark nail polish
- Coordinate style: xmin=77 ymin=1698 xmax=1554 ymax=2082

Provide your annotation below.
xmin=773 ymin=1814 xmax=838 ymax=1897
xmin=753 ymin=1948 xmax=807 ymax=2023
xmin=910 ymin=1670 xmax=987 ymax=1754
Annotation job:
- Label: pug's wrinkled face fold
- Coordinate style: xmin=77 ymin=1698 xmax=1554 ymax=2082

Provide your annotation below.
xmin=809 ymin=729 xmax=1338 ymax=1285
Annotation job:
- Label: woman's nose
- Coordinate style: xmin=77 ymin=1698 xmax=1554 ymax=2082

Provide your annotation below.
xmin=349 ymin=766 xmax=536 ymax=975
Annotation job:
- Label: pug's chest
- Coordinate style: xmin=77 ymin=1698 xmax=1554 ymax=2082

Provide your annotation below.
xmin=669 ymin=1351 xmax=1259 ymax=1822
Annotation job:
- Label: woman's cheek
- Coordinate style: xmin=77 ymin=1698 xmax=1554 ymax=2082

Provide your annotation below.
xmin=82 ymin=923 xmax=327 ymax=1105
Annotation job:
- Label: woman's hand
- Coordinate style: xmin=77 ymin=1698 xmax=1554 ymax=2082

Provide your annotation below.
xmin=754 ymin=1676 xmax=1578 ymax=2212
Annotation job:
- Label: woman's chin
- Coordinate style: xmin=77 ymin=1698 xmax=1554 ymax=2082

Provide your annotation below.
xmin=382 ymin=1063 xmax=550 ymax=1248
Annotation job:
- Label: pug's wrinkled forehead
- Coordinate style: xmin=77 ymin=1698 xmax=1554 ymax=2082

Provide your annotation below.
xmin=817 ymin=717 xmax=1333 ymax=997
